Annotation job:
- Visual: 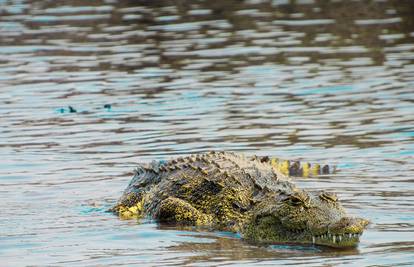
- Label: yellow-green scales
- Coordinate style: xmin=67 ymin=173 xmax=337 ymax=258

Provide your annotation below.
xmin=111 ymin=151 xmax=368 ymax=247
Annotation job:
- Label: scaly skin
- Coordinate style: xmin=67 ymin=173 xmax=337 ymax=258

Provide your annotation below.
xmin=111 ymin=151 xmax=368 ymax=248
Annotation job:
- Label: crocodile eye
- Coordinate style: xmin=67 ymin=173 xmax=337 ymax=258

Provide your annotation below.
xmin=319 ymin=192 xmax=338 ymax=202
xmin=283 ymin=195 xmax=304 ymax=206
xmin=290 ymin=196 xmax=303 ymax=206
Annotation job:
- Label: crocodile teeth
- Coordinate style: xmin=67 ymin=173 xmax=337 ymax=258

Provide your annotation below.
xmin=312 ymin=233 xmax=360 ymax=243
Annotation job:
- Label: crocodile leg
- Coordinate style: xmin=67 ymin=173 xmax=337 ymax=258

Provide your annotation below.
xmin=110 ymin=191 xmax=145 ymax=219
xmin=154 ymin=196 xmax=213 ymax=226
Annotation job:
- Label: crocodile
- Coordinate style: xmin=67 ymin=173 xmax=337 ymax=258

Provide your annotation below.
xmin=111 ymin=151 xmax=369 ymax=248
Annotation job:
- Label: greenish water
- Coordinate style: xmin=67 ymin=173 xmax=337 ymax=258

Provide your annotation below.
xmin=0 ymin=0 xmax=413 ymax=266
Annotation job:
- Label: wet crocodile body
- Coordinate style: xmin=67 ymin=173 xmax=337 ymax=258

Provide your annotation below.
xmin=111 ymin=151 xmax=368 ymax=248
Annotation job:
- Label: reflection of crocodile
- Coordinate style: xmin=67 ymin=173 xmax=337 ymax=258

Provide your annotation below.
xmin=111 ymin=151 xmax=368 ymax=248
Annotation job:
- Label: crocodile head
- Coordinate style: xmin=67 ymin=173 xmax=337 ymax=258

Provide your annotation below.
xmin=244 ymin=189 xmax=369 ymax=248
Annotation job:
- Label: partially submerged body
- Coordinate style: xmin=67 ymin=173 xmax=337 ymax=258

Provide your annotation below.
xmin=111 ymin=151 xmax=368 ymax=248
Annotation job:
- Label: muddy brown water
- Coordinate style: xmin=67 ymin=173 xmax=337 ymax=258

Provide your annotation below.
xmin=0 ymin=0 xmax=413 ymax=266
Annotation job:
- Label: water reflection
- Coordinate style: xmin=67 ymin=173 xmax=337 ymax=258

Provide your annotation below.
xmin=0 ymin=0 xmax=413 ymax=266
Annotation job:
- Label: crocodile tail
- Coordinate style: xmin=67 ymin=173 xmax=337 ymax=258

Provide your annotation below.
xmin=268 ymin=157 xmax=335 ymax=177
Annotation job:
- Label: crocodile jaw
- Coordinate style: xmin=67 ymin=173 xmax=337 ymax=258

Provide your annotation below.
xmin=305 ymin=217 xmax=369 ymax=247
xmin=244 ymin=215 xmax=369 ymax=248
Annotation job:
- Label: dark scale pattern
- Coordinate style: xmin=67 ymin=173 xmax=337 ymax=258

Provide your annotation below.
xmin=112 ymin=151 xmax=368 ymax=247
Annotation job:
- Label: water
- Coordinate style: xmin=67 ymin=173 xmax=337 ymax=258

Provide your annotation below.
xmin=0 ymin=0 xmax=413 ymax=266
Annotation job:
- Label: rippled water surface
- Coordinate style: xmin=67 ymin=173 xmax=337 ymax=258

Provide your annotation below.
xmin=1 ymin=0 xmax=413 ymax=266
